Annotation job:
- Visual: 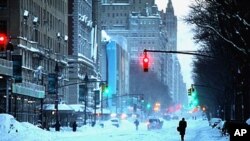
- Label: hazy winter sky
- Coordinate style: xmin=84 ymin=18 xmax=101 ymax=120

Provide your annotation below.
xmin=155 ymin=0 xmax=198 ymax=87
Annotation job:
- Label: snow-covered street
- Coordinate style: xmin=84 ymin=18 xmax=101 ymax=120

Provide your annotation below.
xmin=0 ymin=114 xmax=229 ymax=141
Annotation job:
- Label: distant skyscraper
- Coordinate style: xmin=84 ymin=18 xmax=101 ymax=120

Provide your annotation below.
xmin=100 ymin=0 xmax=186 ymax=105
xmin=165 ymin=0 xmax=177 ymax=51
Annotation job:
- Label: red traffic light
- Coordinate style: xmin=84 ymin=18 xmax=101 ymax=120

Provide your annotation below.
xmin=143 ymin=57 xmax=149 ymax=63
xmin=142 ymin=52 xmax=149 ymax=72
xmin=143 ymin=57 xmax=149 ymax=72
xmin=0 ymin=34 xmax=8 ymax=51
xmin=0 ymin=34 xmax=7 ymax=45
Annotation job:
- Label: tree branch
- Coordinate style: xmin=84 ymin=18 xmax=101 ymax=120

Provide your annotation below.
xmin=196 ymin=23 xmax=247 ymax=54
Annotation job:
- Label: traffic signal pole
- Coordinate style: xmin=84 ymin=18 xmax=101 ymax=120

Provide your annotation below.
xmin=142 ymin=49 xmax=214 ymax=72
xmin=143 ymin=49 xmax=214 ymax=58
xmin=192 ymin=84 xmax=224 ymax=92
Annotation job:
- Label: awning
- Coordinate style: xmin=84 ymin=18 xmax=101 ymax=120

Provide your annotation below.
xmin=43 ymin=104 xmax=74 ymax=113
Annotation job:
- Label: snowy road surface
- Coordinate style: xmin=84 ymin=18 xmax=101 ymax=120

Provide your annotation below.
xmin=52 ymin=119 xmax=228 ymax=141
xmin=1 ymin=114 xmax=229 ymax=141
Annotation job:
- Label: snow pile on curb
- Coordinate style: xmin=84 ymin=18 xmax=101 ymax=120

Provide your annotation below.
xmin=246 ymin=118 xmax=250 ymax=125
xmin=0 ymin=114 xmax=54 ymax=141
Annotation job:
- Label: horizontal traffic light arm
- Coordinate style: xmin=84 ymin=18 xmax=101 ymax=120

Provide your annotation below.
xmin=99 ymin=93 xmax=144 ymax=103
xmin=192 ymin=84 xmax=224 ymax=92
xmin=143 ymin=49 xmax=214 ymax=58
xmin=57 ymin=80 xmax=108 ymax=89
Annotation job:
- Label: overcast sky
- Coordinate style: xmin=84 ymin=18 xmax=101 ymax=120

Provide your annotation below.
xmin=155 ymin=0 xmax=198 ymax=87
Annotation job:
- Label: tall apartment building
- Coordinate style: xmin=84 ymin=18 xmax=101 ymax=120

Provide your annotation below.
xmin=105 ymin=38 xmax=129 ymax=112
xmin=100 ymin=0 xmax=187 ymax=105
xmin=0 ymin=0 xmax=69 ymax=123
xmin=160 ymin=0 xmax=187 ymax=104
xmin=165 ymin=0 xmax=177 ymax=51
xmin=100 ymin=1 xmax=169 ymax=106
xmin=67 ymin=0 xmax=99 ymax=107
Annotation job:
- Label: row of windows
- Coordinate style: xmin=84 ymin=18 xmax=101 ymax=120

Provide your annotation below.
xmin=22 ymin=50 xmax=55 ymax=74
xmin=20 ymin=0 xmax=67 ymax=55
xmin=131 ymin=20 xmax=158 ymax=25
xmin=22 ymin=0 xmax=66 ymax=13
xmin=107 ymin=12 xmax=127 ymax=17
xmin=21 ymin=0 xmax=66 ymax=33
xmin=131 ymin=33 xmax=157 ymax=37
xmin=102 ymin=5 xmax=129 ymax=11
xmin=101 ymin=20 xmax=126 ymax=25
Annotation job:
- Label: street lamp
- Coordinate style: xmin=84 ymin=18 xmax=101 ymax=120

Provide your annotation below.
xmin=83 ymin=74 xmax=89 ymax=125
xmin=54 ymin=62 xmax=60 ymax=131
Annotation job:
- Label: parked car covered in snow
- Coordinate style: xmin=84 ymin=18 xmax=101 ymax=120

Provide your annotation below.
xmin=209 ymin=118 xmax=222 ymax=128
xmin=147 ymin=117 xmax=163 ymax=130
xmin=110 ymin=118 xmax=120 ymax=128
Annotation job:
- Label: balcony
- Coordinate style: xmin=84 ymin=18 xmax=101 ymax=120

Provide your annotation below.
xmin=0 ymin=58 xmax=13 ymax=76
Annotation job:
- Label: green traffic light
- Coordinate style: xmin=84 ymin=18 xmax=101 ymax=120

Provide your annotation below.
xmin=103 ymin=86 xmax=109 ymax=97
xmin=104 ymin=88 xmax=109 ymax=94
xmin=147 ymin=103 xmax=151 ymax=109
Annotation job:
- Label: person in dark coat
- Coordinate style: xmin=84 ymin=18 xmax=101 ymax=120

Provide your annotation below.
xmin=134 ymin=119 xmax=139 ymax=130
xmin=55 ymin=121 xmax=61 ymax=131
xmin=178 ymin=118 xmax=187 ymax=141
xmin=72 ymin=121 xmax=77 ymax=132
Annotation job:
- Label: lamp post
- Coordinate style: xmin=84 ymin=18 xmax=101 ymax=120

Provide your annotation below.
xmin=54 ymin=62 xmax=60 ymax=131
xmin=83 ymin=74 xmax=89 ymax=125
xmin=5 ymin=42 xmax=13 ymax=114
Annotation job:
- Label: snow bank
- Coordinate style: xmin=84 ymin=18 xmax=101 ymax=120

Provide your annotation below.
xmin=0 ymin=114 xmax=25 ymax=134
xmin=246 ymin=118 xmax=250 ymax=125
xmin=0 ymin=114 xmax=54 ymax=141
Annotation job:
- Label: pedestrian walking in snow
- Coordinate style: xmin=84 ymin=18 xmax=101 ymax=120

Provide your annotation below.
xmin=177 ymin=118 xmax=187 ymax=141
xmin=134 ymin=119 xmax=139 ymax=131
xmin=72 ymin=121 xmax=77 ymax=132
xmin=55 ymin=121 xmax=61 ymax=131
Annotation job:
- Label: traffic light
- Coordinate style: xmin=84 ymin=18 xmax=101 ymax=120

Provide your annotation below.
xmin=202 ymin=106 xmax=206 ymax=111
xmin=191 ymin=84 xmax=195 ymax=92
xmin=143 ymin=52 xmax=149 ymax=72
xmin=146 ymin=103 xmax=151 ymax=109
xmin=0 ymin=33 xmax=8 ymax=51
xmin=12 ymin=55 xmax=23 ymax=83
xmin=48 ymin=73 xmax=57 ymax=94
xmin=133 ymin=104 xmax=137 ymax=112
xmin=104 ymin=85 xmax=109 ymax=94
xmin=101 ymin=84 xmax=109 ymax=97
xmin=188 ymin=88 xmax=191 ymax=96
xmin=140 ymin=96 xmax=144 ymax=102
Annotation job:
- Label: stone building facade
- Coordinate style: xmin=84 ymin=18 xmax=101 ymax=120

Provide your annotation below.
xmin=0 ymin=0 xmax=69 ymax=123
